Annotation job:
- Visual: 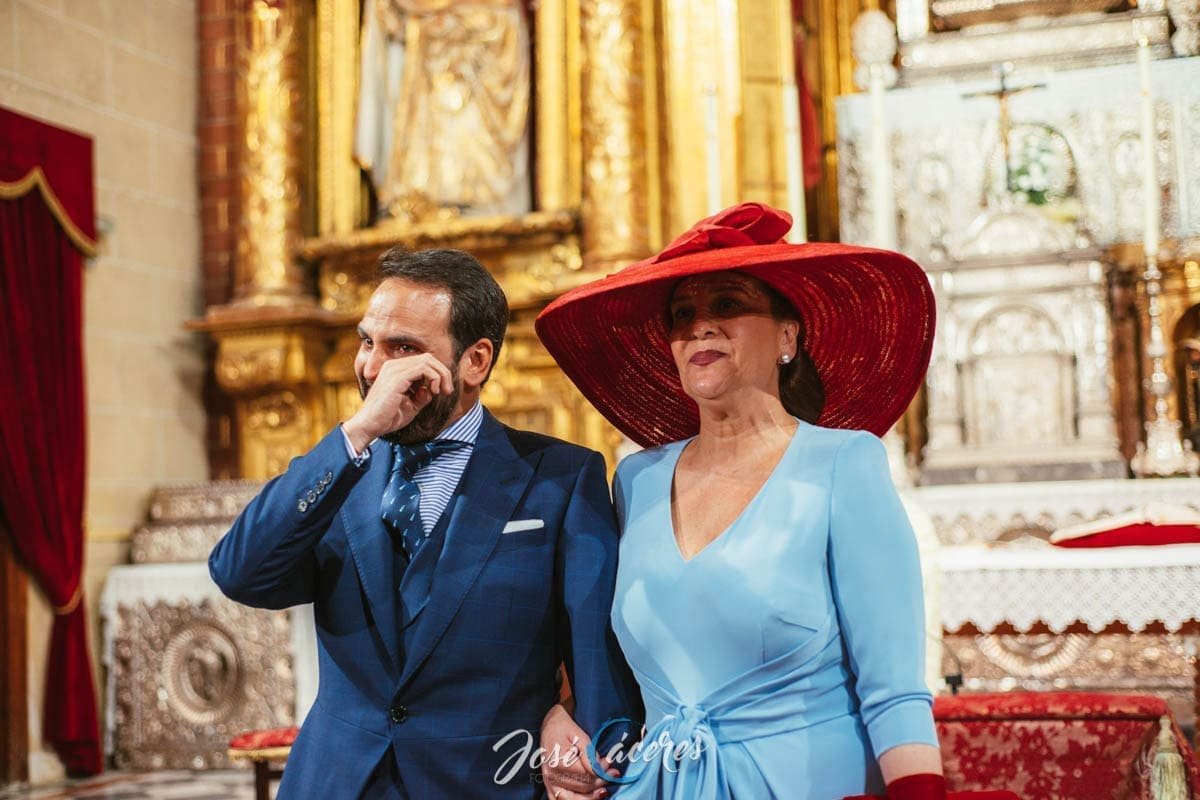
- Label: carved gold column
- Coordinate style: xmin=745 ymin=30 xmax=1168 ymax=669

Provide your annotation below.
xmin=192 ymin=0 xmax=340 ymax=480
xmin=578 ymin=0 xmax=659 ymax=270
xmin=234 ymin=0 xmax=310 ymax=307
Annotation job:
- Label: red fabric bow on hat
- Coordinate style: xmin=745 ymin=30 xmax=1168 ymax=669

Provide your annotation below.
xmin=651 ymin=202 xmax=793 ymax=263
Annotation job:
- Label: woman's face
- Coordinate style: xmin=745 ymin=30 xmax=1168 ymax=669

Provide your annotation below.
xmin=667 ymin=272 xmax=798 ymax=406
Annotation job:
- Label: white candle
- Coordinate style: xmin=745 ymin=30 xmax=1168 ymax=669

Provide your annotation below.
xmin=1137 ymin=38 xmax=1160 ymax=260
xmin=782 ymin=82 xmax=808 ymax=242
xmin=704 ymin=84 xmax=722 ymax=215
xmin=868 ymin=64 xmax=897 ymax=249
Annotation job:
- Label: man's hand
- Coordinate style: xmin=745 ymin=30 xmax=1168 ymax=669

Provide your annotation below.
xmin=343 ymin=354 xmax=454 ymax=451
xmin=540 ymin=703 xmax=613 ymax=800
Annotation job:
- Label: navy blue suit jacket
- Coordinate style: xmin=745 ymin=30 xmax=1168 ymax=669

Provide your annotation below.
xmin=209 ymin=411 xmax=640 ymax=798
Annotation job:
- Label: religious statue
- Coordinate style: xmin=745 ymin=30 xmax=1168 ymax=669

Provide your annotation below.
xmin=355 ymin=0 xmax=532 ymax=222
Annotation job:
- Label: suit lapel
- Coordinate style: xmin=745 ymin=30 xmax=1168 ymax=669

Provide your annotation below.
xmin=396 ymin=411 xmax=537 ymax=689
xmin=341 ymin=438 xmax=402 ymax=666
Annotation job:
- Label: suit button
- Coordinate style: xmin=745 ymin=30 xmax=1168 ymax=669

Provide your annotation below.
xmin=297 ymin=499 xmax=308 ymax=513
xmin=389 ymin=704 xmax=408 ymax=724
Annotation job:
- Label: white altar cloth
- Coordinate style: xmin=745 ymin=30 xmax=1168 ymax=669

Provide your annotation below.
xmin=938 ymin=544 xmax=1200 ymax=635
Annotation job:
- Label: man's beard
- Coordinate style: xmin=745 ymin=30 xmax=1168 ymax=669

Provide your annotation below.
xmin=358 ymin=362 xmax=462 ymax=445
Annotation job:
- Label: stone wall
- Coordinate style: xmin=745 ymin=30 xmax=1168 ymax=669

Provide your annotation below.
xmin=0 ymin=0 xmax=204 ymax=782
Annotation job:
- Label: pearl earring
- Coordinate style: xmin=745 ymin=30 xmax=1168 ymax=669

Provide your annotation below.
xmin=779 ymin=354 xmax=791 ymax=365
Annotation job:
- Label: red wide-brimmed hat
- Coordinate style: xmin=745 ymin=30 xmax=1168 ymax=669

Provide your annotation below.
xmin=535 ymin=202 xmax=936 ymax=447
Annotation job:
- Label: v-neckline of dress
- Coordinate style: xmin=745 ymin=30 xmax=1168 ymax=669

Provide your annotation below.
xmin=666 ymin=420 xmax=803 ymax=565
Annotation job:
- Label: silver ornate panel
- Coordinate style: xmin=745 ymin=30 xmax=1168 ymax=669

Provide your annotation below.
xmin=109 ymin=598 xmax=295 ymax=770
xmin=132 ymin=482 xmax=263 ymax=564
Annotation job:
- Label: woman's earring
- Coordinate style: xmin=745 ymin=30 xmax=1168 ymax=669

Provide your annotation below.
xmin=779 ymin=354 xmax=792 ymax=365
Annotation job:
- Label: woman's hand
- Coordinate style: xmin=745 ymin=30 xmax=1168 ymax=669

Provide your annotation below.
xmin=879 ymin=743 xmax=945 ymax=799
xmin=540 ymin=702 xmax=610 ymax=800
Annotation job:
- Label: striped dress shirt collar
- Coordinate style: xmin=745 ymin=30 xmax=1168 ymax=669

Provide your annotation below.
xmin=433 ymin=400 xmax=483 ymax=445
xmin=405 ymin=401 xmax=484 ymax=535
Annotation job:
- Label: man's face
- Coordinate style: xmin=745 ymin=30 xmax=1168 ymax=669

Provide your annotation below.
xmin=354 ymin=278 xmax=462 ymax=445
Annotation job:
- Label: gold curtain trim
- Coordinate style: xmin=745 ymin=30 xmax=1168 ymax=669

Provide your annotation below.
xmin=0 ymin=167 xmax=99 ymax=257
xmin=52 ymin=580 xmax=84 ymax=616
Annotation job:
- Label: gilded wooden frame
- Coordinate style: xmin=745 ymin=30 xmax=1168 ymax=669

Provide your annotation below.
xmin=309 ymin=0 xmax=585 ymax=236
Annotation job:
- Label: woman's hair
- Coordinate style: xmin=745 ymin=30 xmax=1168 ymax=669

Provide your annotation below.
xmin=762 ymin=283 xmax=825 ymax=424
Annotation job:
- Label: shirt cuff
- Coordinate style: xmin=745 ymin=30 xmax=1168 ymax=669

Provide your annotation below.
xmin=340 ymin=426 xmax=372 ymax=468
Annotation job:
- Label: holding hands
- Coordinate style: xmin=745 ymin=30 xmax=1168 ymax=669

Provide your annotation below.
xmin=541 ymin=702 xmax=616 ymax=800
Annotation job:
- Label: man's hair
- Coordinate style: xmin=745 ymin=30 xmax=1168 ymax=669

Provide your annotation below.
xmin=376 ymin=247 xmax=508 ymax=380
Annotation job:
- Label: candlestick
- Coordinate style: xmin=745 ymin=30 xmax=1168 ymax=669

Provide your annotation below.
xmin=851 ymin=10 xmax=899 ymax=249
xmin=868 ymin=66 xmax=897 ymax=248
xmin=1137 ymin=38 xmax=1160 ymax=259
xmin=1130 ymin=35 xmax=1199 ymax=477
xmin=703 ymin=84 xmax=722 ymax=215
xmin=782 ymin=82 xmax=808 ymax=242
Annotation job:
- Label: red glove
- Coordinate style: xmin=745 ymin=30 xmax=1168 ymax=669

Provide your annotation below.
xmin=886 ymin=774 xmax=948 ymax=800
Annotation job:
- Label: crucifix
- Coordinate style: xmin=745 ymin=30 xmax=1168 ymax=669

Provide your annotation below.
xmin=963 ymin=62 xmax=1046 ymax=196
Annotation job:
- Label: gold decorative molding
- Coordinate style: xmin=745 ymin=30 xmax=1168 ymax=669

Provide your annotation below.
xmin=240 ymin=389 xmax=321 ymax=478
xmin=189 ymin=309 xmax=344 ymax=479
xmin=213 ymin=327 xmax=332 ymax=395
xmin=299 ymin=211 xmax=583 ymax=313
xmin=482 ymin=313 xmax=626 ymax=461
xmin=0 ymin=167 xmax=98 ymax=256
xmin=298 ymin=210 xmax=577 ymax=261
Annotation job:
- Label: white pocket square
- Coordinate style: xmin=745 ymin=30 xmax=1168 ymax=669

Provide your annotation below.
xmin=502 ymin=519 xmax=544 ymax=534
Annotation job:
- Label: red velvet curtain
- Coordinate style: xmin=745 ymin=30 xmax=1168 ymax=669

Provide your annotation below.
xmin=0 ymin=107 xmax=101 ymax=776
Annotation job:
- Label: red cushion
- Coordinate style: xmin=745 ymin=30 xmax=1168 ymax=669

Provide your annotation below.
xmin=934 ymin=691 xmax=1169 ymax=721
xmin=843 ymin=794 xmax=1020 ymax=799
xmin=933 ymin=692 xmax=1200 ymax=798
xmin=1053 ymin=521 xmax=1200 ymax=548
xmin=229 ymin=726 xmax=299 ymax=750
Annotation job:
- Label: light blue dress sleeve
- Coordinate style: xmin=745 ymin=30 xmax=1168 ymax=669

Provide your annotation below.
xmin=828 ymin=431 xmax=939 ymax=757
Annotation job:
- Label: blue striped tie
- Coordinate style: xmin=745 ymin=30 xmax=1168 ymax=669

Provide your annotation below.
xmin=380 ymin=440 xmax=468 ymax=563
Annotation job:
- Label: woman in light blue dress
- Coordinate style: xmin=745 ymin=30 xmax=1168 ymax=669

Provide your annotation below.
xmin=535 ymin=203 xmax=944 ymax=800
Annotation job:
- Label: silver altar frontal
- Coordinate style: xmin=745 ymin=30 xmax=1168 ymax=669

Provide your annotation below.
xmin=100 ymin=483 xmax=317 ymax=770
xmin=912 ymin=477 xmax=1200 ymax=728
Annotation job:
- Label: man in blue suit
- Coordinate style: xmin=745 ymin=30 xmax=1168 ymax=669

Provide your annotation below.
xmin=210 ymin=248 xmax=639 ymax=798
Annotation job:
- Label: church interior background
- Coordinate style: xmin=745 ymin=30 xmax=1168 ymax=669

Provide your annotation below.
xmin=2 ymin=0 xmax=1200 ymax=795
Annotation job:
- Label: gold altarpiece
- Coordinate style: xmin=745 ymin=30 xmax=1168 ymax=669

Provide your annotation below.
xmin=191 ymin=0 xmax=827 ymax=479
